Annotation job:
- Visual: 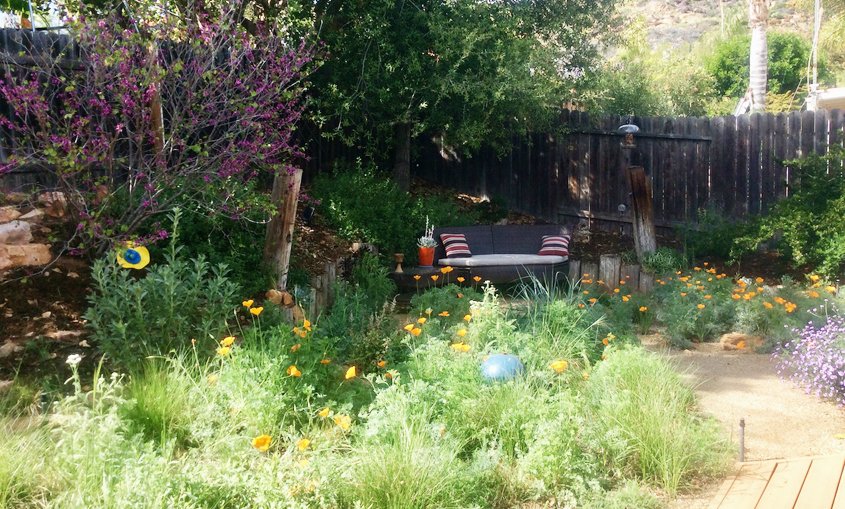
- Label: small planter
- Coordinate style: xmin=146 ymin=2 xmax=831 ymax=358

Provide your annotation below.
xmin=418 ymin=246 xmax=435 ymax=267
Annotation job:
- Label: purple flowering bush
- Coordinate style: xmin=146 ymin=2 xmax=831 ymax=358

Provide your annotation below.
xmin=0 ymin=1 xmax=313 ymax=254
xmin=775 ymin=315 xmax=845 ymax=404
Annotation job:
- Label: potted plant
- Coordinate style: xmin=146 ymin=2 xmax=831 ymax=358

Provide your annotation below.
xmin=417 ymin=216 xmax=437 ymax=267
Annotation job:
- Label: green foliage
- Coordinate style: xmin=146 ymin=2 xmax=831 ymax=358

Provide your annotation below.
xmin=313 ymin=165 xmax=474 ymax=259
xmin=641 ymin=247 xmax=687 ymax=276
xmin=350 ymin=253 xmax=397 ymax=313
xmin=85 ymin=212 xmax=239 ymax=366
xmin=680 ymin=207 xmax=750 ymax=261
xmin=707 ymin=31 xmax=831 ymax=99
xmin=733 ymin=147 xmax=845 ymax=277
xmin=585 ymin=348 xmax=731 ymax=495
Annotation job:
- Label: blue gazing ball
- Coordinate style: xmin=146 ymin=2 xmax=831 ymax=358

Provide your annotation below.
xmin=481 ymin=354 xmax=524 ymax=382
xmin=124 ymin=249 xmax=142 ymax=264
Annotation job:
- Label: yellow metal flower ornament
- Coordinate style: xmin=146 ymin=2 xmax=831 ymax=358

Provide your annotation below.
xmin=116 ymin=242 xmax=150 ymax=269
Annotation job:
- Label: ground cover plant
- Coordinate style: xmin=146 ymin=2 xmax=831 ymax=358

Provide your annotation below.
xmin=0 ymin=253 xmax=732 ymax=508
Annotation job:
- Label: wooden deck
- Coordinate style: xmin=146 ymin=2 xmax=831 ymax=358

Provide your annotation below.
xmin=709 ymin=455 xmax=845 ymax=509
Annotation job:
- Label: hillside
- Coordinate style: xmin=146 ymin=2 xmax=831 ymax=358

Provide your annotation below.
xmin=620 ymin=0 xmax=813 ymax=48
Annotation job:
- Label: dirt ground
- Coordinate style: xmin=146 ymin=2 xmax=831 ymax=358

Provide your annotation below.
xmin=643 ymin=337 xmax=845 ymax=508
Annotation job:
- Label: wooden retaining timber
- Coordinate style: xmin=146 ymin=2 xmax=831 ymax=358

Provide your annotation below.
xmin=568 ymin=254 xmax=656 ymax=293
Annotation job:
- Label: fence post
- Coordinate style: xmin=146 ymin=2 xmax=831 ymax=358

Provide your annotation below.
xmin=628 ymin=166 xmax=657 ymax=262
xmin=263 ymin=167 xmax=302 ymax=291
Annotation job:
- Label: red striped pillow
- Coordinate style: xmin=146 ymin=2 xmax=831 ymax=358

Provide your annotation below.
xmin=440 ymin=233 xmax=472 ymax=258
xmin=538 ymin=234 xmax=570 ymax=257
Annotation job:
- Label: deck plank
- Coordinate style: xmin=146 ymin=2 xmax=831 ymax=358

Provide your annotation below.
xmin=754 ymin=458 xmax=811 ymax=509
xmin=794 ymin=456 xmax=845 ymax=509
xmin=717 ymin=461 xmax=776 ymax=509
xmin=707 ymin=476 xmax=739 ymax=509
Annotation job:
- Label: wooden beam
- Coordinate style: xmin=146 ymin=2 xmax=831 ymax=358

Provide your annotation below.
xmin=263 ymin=167 xmax=302 ymax=291
xmin=628 ymin=166 xmax=657 ymax=262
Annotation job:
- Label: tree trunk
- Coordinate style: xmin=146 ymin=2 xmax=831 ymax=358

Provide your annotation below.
xmin=628 ymin=166 xmax=657 ymax=262
xmin=748 ymin=0 xmax=768 ymax=113
xmin=263 ymin=168 xmax=303 ymax=291
xmin=392 ymin=122 xmax=411 ymax=192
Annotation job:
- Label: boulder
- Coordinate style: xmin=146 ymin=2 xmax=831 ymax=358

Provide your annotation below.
xmin=0 ymin=243 xmax=51 ymax=271
xmin=0 ymin=221 xmax=32 ymax=245
xmin=0 ymin=206 xmax=21 ymax=223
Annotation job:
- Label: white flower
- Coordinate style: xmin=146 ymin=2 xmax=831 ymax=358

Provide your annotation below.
xmin=66 ymin=354 xmax=83 ymax=367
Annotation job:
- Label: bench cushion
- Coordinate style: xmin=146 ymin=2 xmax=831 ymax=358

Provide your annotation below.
xmin=440 ymin=233 xmax=472 ymax=258
xmin=538 ymin=234 xmax=571 ymax=257
xmin=437 ymin=254 xmax=567 ymax=267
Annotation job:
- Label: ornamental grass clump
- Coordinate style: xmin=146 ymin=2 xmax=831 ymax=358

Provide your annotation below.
xmin=775 ymin=316 xmax=845 ymax=405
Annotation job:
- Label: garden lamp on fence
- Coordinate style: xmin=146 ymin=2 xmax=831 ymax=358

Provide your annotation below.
xmin=617 ymin=124 xmax=639 ymax=149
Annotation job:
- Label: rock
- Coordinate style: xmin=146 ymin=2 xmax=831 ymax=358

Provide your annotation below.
xmin=0 ymin=380 xmax=12 ymax=393
xmin=0 ymin=206 xmax=21 ymax=223
xmin=3 ymin=192 xmax=28 ymax=204
xmin=0 ymin=340 xmax=23 ymax=358
xmin=19 ymin=208 xmax=44 ymax=221
xmin=719 ymin=332 xmax=764 ymax=352
xmin=37 ymin=191 xmax=67 ymax=218
xmin=41 ymin=311 xmax=52 ymax=318
xmin=67 ymin=271 xmax=79 ymax=279
xmin=0 ymin=221 xmax=33 ymax=245
xmin=0 ymin=243 xmax=52 ymax=271
xmin=46 ymin=330 xmax=84 ymax=341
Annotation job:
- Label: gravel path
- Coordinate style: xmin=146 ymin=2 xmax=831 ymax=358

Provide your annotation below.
xmin=643 ymin=339 xmax=845 ymax=507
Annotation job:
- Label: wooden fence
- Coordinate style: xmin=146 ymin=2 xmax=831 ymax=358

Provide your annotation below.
xmin=414 ymin=109 xmax=845 ymax=231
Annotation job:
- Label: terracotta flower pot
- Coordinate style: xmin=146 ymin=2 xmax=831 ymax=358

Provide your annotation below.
xmin=418 ymin=246 xmax=435 ymax=267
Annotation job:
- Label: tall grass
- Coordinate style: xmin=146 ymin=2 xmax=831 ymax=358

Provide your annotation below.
xmin=585 ymin=348 xmax=731 ymax=495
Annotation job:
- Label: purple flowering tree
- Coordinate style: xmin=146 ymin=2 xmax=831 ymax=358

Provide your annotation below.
xmin=0 ymin=1 xmax=312 ymax=254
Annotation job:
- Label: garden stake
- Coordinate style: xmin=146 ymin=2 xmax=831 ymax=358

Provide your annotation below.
xmin=739 ymin=418 xmax=746 ymax=462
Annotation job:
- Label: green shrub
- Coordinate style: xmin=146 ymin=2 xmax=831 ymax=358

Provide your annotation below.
xmin=641 ymin=247 xmax=686 ymax=276
xmin=733 ymin=147 xmax=845 ymax=277
xmin=707 ymin=31 xmax=831 ymax=98
xmin=85 ymin=211 xmax=240 ymax=366
xmin=312 ymin=165 xmax=475 ymax=261
xmin=680 ymin=207 xmax=749 ymax=261
xmin=0 ymin=423 xmax=51 ymax=508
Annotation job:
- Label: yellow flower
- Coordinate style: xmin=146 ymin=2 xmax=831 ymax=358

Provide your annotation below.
xmin=743 ymin=293 xmax=753 ymax=301
xmin=582 ymin=371 xmax=590 ymax=381
xmin=242 ymin=299 xmax=254 ymax=308
xmin=774 ymin=296 xmax=786 ymax=304
xmin=252 ymin=434 xmax=272 ymax=452
xmin=826 ymin=286 xmax=837 ymax=294
xmin=290 ymin=343 xmax=301 ymax=353
xmin=431 ymin=275 xmax=440 ymax=281
xmin=450 ymin=342 xmax=471 ymax=352
xmin=697 ymin=304 xmax=705 ymax=310
xmin=220 ymin=336 xmax=236 ymax=347
xmin=464 ymin=314 xmax=472 ymax=322
xmin=457 ymin=276 xmax=465 ymax=283
xmin=417 ymin=317 xmax=427 ymax=324
xmin=207 ymin=373 xmax=218 ymax=385
xmin=116 ymin=242 xmax=151 ymax=270
xmin=694 ymin=267 xmax=701 ymax=271
xmin=704 ymin=294 xmax=712 ymax=300
xmin=622 ymin=295 xmax=630 ymax=302
xmin=456 ymin=328 xmax=467 ymax=337
xmin=413 ymin=275 xmax=421 ymax=281
xmin=755 ymin=277 xmax=764 ymax=284
xmin=216 ymin=346 xmax=231 ymax=357
xmin=345 ymin=366 xmax=356 ymax=379
xmin=588 ymin=298 xmax=597 ymax=304
xmin=583 ymin=290 xmax=590 ymax=295
xmin=578 ymin=303 xmax=585 ymax=308
xmin=377 ymin=360 xmax=387 ymax=368
xmin=639 ymin=306 xmax=648 ymax=312
xmin=680 ymin=292 xmax=687 ymax=297
xmin=602 ymin=338 xmax=609 ymax=346
xmin=287 ymin=365 xmax=302 ymax=377
xmin=613 ymin=288 xmax=620 ymax=293
xmin=732 ymin=294 xmax=741 ymax=300
xmin=473 ymin=276 xmax=482 ymax=282
xmin=583 ymin=273 xmax=591 ymax=278
xmin=411 ymin=327 xmax=422 ymax=336
xmin=303 ymin=319 xmax=312 ymax=330
xmin=296 ymin=438 xmax=310 ymax=452
xmin=763 ymin=301 xmax=773 ymax=309
xmin=320 ymin=358 xmax=331 ymax=365
xmin=438 ymin=311 xmax=450 ymax=317
xmin=736 ymin=340 xmax=747 ymax=350
xmin=809 ymin=274 xmax=820 ymax=282
xmin=550 ymin=359 xmax=568 ymax=373
xmin=785 ymin=302 xmax=797 ymax=313
xmin=807 ymin=290 xmax=820 ymax=298
xmin=403 ymin=323 xmax=415 ymax=331
xmin=250 ymin=307 xmax=264 ymax=316
xmin=333 ymin=414 xmax=351 ymax=431
xmin=318 ymin=407 xmax=330 ymax=418
xmin=440 ymin=266 xmax=453 ymax=274
xmin=619 ymin=280 xmax=626 ymax=285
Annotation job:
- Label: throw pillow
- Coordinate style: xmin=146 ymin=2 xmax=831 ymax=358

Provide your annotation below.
xmin=538 ymin=234 xmax=570 ymax=257
xmin=440 ymin=233 xmax=472 ymax=258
